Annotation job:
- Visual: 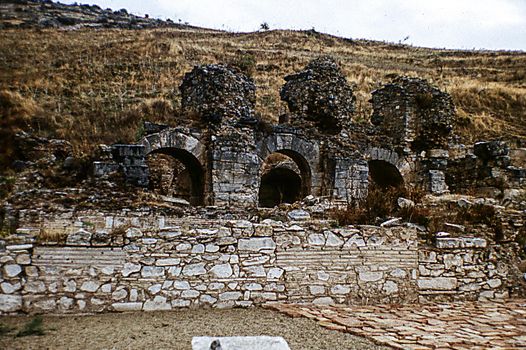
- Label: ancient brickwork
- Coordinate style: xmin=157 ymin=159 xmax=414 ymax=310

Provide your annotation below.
xmin=0 ymin=212 xmax=514 ymax=314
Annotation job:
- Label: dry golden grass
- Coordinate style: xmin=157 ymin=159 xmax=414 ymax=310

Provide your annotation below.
xmin=0 ymin=27 xmax=525 ymax=155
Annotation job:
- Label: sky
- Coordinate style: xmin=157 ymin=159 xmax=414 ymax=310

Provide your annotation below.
xmin=63 ymin=0 xmax=526 ymax=50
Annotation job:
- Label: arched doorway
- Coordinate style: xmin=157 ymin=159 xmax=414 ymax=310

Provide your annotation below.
xmin=258 ymin=151 xmax=311 ymax=208
xmin=147 ymin=148 xmax=205 ymax=206
xmin=368 ymin=160 xmax=404 ymax=188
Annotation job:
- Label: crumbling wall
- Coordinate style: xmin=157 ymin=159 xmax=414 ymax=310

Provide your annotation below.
xmin=371 ymin=77 xmax=455 ymax=153
xmin=0 ymin=211 xmax=517 ymax=314
xmin=280 ymin=56 xmax=356 ymax=134
xmin=180 ymin=64 xmax=257 ymax=126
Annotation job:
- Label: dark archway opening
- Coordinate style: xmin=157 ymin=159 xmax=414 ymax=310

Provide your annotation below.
xmin=259 ymin=167 xmax=302 ymax=208
xmin=368 ymin=160 xmax=404 ymax=188
xmin=147 ymin=148 xmax=204 ymax=206
xmin=258 ymin=151 xmax=312 ymax=208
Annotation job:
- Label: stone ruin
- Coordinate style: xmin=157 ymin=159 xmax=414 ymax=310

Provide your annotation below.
xmin=93 ymin=57 xmax=524 ymax=209
xmin=1 ymin=56 xmax=525 ymax=315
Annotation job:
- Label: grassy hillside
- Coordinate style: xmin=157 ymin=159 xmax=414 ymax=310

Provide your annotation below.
xmin=1 ymin=27 xmax=525 ymax=155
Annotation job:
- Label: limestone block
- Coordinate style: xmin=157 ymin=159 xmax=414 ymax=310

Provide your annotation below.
xmin=174 ymin=281 xmax=191 ymax=290
xmin=383 ymin=281 xmax=399 ymax=295
xmin=64 ymin=280 xmax=77 ymax=293
xmin=183 ymin=263 xmax=206 ymax=276
xmin=181 ymin=290 xmax=200 ymax=298
xmin=317 ymin=271 xmax=330 ymax=281
xmin=267 ymin=268 xmax=284 ymax=279
xmin=141 ymin=238 xmax=158 ymax=245
xmin=112 ymin=289 xmax=128 ymax=300
xmin=219 ymin=291 xmax=242 ymax=301
xmin=101 ymin=283 xmax=112 ymax=293
xmin=143 ymin=296 xmax=171 ymax=311
xmin=210 ymin=264 xmax=233 ymax=278
xmin=176 ymin=243 xmax=192 ymax=251
xmin=287 ymin=209 xmax=311 ymax=221
xmin=0 ymin=294 xmax=22 ymax=312
xmin=80 ymin=281 xmax=101 ymax=292
xmin=192 ymin=336 xmax=290 ymax=350
xmin=101 ymin=266 xmax=114 ymax=275
xmin=1 ymin=282 xmax=21 ymax=294
xmin=125 ymin=227 xmax=143 ymax=238
xmin=122 ymin=263 xmax=141 ymax=277
xmin=238 ymin=238 xmax=276 ymax=252
xmin=254 ymin=225 xmax=273 ymax=237
xmin=112 ymin=302 xmax=143 ymax=312
xmin=331 ymin=285 xmax=351 ymax=295
xmin=417 ymin=277 xmax=457 ymax=290
xmin=390 ymin=269 xmax=407 ymax=278
xmin=155 ymin=258 xmax=181 ymax=266
xmin=208 ymin=282 xmax=224 ymax=290
xmin=58 ymin=297 xmax=74 ymax=310
xmin=192 ymin=244 xmax=205 ymax=253
xmin=344 ymin=234 xmax=366 ymax=248
xmin=251 ymin=292 xmax=277 ymax=301
xmin=487 ymin=279 xmax=502 ymax=288
xmin=325 ymin=232 xmax=344 ymax=247
xmin=359 ymin=271 xmax=383 ymax=282
xmin=24 ymin=281 xmax=46 ymax=293
xmin=15 ymin=254 xmax=31 ymax=265
xmin=172 ymin=299 xmax=191 ymax=308
xmin=200 ymin=294 xmax=217 ymax=304
xmin=3 ymin=264 xmax=22 ymax=278
xmin=309 ymin=285 xmax=325 ymax=295
xmin=243 ymin=283 xmax=263 ymax=291
xmin=242 ymin=256 xmax=269 ymax=266
xmin=307 ymin=234 xmax=325 ymax=246
xmin=205 ymin=244 xmax=220 ymax=253
xmin=312 ymin=297 xmax=334 ymax=305
xmin=30 ymin=299 xmax=56 ymax=311
xmin=244 ymin=265 xmax=266 ymax=277
xmin=6 ymin=244 xmax=33 ymax=251
xmin=140 ymin=266 xmax=164 ymax=278
xmin=67 ymin=229 xmax=92 ymax=246
xmin=167 ymin=266 xmax=182 ymax=277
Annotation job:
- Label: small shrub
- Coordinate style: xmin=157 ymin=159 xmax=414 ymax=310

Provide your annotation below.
xmin=16 ymin=316 xmax=45 ymax=337
xmin=0 ymin=323 xmax=14 ymax=337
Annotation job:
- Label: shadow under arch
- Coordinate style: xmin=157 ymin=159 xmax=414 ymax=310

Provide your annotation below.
xmin=148 ymin=147 xmax=205 ymax=206
xmin=368 ymin=159 xmax=404 ymax=188
xmin=258 ymin=149 xmax=312 ymax=208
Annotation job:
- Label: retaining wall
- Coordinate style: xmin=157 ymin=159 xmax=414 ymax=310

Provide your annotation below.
xmin=0 ymin=212 xmax=510 ymax=314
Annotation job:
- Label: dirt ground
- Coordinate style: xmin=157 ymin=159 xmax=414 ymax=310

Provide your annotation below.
xmin=0 ymin=308 xmax=388 ymax=350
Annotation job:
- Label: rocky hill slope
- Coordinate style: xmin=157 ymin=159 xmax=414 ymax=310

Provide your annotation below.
xmin=0 ymin=0 xmax=525 ymax=158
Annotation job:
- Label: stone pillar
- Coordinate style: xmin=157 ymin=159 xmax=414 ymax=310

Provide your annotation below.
xmin=332 ymin=158 xmax=368 ymax=203
xmin=211 ymin=129 xmax=260 ymax=207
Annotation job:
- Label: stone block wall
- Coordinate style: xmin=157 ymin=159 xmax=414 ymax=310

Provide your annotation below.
xmin=0 ymin=212 xmax=514 ymax=314
xmin=418 ymin=237 xmax=510 ymax=303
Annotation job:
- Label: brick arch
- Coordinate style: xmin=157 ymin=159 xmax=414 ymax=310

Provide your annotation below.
xmin=258 ymin=133 xmax=322 ymax=198
xmin=140 ymin=129 xmax=206 ymax=164
xmin=365 ymin=147 xmax=414 ymax=184
xmin=140 ymin=129 xmax=207 ymax=205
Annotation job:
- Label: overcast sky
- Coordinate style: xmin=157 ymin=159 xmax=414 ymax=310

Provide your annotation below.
xmin=64 ymin=0 xmax=526 ymax=50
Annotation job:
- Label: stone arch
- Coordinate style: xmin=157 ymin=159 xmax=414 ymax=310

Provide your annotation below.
xmin=257 ymin=133 xmax=321 ymax=205
xmin=366 ymin=147 xmax=413 ymax=185
xmin=140 ymin=129 xmax=207 ymax=206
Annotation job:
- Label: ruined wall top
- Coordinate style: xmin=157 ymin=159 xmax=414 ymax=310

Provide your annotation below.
xmin=280 ymin=56 xmax=356 ymax=135
xmin=371 ymin=76 xmax=455 ymax=152
xmin=180 ymin=64 xmax=257 ymax=126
